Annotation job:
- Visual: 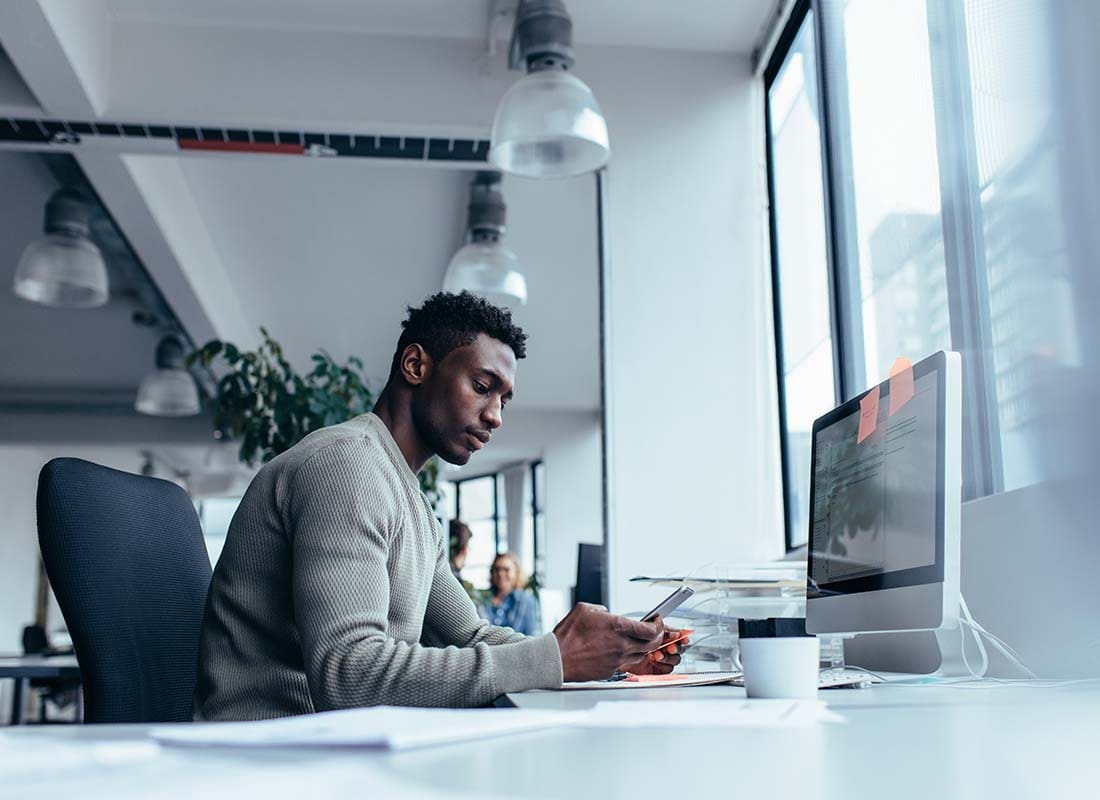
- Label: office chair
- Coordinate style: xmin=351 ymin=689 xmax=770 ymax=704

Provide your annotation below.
xmin=36 ymin=458 xmax=213 ymax=723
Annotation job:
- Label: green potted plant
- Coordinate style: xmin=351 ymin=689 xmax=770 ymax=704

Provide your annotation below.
xmin=187 ymin=328 xmax=441 ymax=508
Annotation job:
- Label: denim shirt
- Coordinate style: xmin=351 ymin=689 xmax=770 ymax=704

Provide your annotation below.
xmin=478 ymin=588 xmax=541 ymax=636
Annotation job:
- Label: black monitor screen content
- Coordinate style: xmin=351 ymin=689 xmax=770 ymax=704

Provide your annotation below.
xmin=809 ymin=369 xmax=939 ymax=590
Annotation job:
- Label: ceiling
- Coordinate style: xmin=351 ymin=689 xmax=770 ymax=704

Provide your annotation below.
xmin=0 ymin=151 xmax=174 ymax=399
xmin=0 ymin=0 xmax=711 ymax=479
xmin=172 ymin=155 xmax=600 ymax=412
xmin=106 ymin=0 xmax=779 ymax=55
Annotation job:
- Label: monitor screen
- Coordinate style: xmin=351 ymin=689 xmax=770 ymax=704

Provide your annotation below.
xmin=575 ymin=543 xmax=604 ymax=606
xmin=807 ymin=360 xmax=944 ymax=597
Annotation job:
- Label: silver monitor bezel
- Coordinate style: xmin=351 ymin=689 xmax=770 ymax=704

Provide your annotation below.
xmin=805 ymin=350 xmax=961 ymax=635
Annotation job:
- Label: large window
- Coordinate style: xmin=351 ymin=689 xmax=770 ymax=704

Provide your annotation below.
xmin=765 ymin=0 xmax=1095 ymax=548
xmin=820 ymin=0 xmax=953 ymax=388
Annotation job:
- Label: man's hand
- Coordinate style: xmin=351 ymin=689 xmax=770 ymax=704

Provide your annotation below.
xmin=617 ymin=627 xmax=690 ymax=676
xmin=552 ymin=603 xmax=665 ymax=682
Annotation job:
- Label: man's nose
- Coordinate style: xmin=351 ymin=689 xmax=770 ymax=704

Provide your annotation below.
xmin=483 ymin=399 xmax=503 ymax=430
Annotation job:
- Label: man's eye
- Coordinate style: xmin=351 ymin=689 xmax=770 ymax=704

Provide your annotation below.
xmin=474 ymin=382 xmax=489 ymax=394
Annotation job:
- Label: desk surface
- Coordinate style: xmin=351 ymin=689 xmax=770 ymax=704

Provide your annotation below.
xmin=4 ymin=680 xmax=1097 ymax=799
xmin=0 ymin=655 xmax=80 ymax=678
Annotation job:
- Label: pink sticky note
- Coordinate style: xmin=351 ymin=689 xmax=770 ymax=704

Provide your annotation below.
xmin=857 ymin=385 xmax=880 ymax=444
xmin=889 ymin=357 xmax=915 ymax=416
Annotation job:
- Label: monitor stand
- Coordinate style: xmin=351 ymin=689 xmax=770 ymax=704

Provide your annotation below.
xmin=932 ymin=624 xmax=978 ymax=678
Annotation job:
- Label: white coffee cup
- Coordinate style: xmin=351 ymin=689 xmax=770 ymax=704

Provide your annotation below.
xmin=740 ymin=636 xmax=820 ymax=699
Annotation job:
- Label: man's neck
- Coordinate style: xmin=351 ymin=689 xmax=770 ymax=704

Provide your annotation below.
xmin=371 ymin=387 xmax=432 ymax=474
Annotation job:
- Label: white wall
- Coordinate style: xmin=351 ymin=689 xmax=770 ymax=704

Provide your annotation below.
xmin=590 ymin=49 xmax=785 ymax=612
xmin=0 ymin=446 xmax=49 ymax=656
xmin=0 ymin=445 xmax=161 ymax=652
xmin=540 ymin=418 xmax=603 ymax=595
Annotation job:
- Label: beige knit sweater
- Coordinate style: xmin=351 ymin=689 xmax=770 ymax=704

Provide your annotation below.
xmin=193 ymin=413 xmax=563 ymax=720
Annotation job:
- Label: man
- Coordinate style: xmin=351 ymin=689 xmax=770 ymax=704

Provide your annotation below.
xmin=195 ymin=292 xmax=684 ymax=720
xmin=448 ymin=519 xmax=477 ymax=600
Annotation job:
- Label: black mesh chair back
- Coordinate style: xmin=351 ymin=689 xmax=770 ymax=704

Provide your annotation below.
xmin=36 ymin=458 xmax=213 ymax=723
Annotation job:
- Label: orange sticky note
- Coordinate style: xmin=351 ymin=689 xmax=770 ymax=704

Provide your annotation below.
xmin=888 ymin=357 xmax=915 ymax=416
xmin=857 ymin=385 xmax=879 ymax=444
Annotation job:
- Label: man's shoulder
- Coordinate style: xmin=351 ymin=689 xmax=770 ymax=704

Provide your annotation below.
xmin=258 ymin=415 xmax=395 ymax=497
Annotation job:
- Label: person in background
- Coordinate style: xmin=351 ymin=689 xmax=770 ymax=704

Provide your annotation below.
xmin=479 ymin=552 xmax=541 ymax=636
xmin=448 ymin=519 xmax=477 ymax=600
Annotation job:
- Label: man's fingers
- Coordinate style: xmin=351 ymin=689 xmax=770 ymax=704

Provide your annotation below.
xmin=614 ymin=616 xmax=665 ymax=643
xmin=576 ymin=602 xmax=608 ymax=614
xmin=647 ymin=659 xmax=676 ymax=675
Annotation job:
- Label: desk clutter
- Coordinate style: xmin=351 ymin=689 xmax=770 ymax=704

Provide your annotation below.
xmin=628 ymin=564 xmax=848 ymax=673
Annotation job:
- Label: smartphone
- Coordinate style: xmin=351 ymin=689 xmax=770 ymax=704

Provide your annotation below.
xmin=640 ymin=586 xmax=695 ymax=622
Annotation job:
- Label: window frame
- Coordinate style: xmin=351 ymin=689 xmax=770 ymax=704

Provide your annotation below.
xmin=764 ymin=0 xmax=848 ymax=552
xmin=453 ymin=473 xmax=502 ymax=553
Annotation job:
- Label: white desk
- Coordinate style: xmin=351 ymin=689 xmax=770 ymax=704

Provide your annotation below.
xmin=4 ymin=681 xmax=1097 ymax=799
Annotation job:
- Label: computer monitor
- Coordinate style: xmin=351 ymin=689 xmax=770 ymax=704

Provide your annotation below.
xmin=805 ymin=350 xmax=966 ymax=675
xmin=574 ymin=543 xmax=605 ymax=607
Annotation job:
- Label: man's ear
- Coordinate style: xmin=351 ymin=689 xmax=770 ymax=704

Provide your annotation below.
xmin=399 ymin=343 xmax=432 ymax=386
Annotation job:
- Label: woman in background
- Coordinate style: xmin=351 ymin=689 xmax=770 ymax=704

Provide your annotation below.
xmin=478 ymin=552 xmax=541 ymax=636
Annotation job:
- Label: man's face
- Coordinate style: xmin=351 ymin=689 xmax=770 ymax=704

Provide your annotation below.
xmin=411 ymin=333 xmax=516 ymax=466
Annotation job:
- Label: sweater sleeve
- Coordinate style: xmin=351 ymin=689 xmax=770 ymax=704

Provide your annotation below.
xmin=287 ymin=439 xmax=561 ymax=710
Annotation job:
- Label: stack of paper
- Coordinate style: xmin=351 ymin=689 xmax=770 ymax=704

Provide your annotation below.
xmin=557 ymin=671 xmax=741 ymax=690
xmin=150 ymin=706 xmax=575 ymax=750
xmin=151 ymin=699 xmax=841 ymax=752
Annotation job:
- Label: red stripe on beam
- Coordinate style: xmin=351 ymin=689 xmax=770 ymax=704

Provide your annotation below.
xmin=178 ymin=139 xmax=305 ymax=155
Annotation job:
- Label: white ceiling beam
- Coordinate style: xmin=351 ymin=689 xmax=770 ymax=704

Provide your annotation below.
xmin=0 ymin=44 xmax=42 ymax=116
xmin=106 ymin=22 xmax=510 ymax=135
xmin=0 ymin=3 xmax=254 ymax=350
xmin=77 ymin=152 xmax=257 ymax=350
xmin=0 ymin=0 xmax=111 ymax=117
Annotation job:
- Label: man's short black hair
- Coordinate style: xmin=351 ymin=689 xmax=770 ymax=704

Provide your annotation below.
xmin=390 ymin=291 xmax=527 ymax=376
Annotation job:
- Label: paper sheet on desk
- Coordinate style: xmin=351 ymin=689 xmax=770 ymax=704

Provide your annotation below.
xmin=579 ymin=699 xmax=844 ymax=728
xmin=150 ymin=706 xmax=575 ymax=750
xmin=557 ymin=671 xmax=741 ymax=690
